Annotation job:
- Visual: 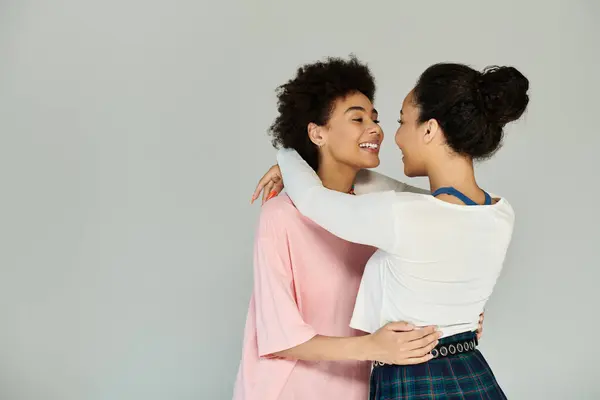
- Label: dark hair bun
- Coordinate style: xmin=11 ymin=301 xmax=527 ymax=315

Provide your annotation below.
xmin=413 ymin=62 xmax=530 ymax=160
xmin=478 ymin=66 xmax=529 ymax=126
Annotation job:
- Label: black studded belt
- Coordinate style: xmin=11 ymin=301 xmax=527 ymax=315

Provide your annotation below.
xmin=373 ymin=331 xmax=478 ymax=368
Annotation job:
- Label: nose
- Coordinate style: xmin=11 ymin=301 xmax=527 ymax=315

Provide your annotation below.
xmin=368 ymin=121 xmax=383 ymax=137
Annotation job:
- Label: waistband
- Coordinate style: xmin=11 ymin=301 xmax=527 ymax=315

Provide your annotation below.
xmin=373 ymin=331 xmax=478 ymax=368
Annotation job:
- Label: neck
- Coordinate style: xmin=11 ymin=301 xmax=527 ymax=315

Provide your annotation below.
xmin=317 ymin=156 xmax=358 ymax=193
xmin=427 ymin=155 xmax=478 ymax=193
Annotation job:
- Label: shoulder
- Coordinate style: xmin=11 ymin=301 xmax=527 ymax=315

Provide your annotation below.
xmin=255 ymin=194 xmax=302 ymax=232
xmin=493 ymin=196 xmax=515 ymax=221
xmin=393 ymin=191 xmax=431 ymax=200
xmin=391 ymin=191 xmax=433 ymax=207
xmin=259 ymin=194 xmax=297 ymax=219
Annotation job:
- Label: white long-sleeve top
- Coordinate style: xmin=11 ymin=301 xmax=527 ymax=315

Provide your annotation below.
xmin=277 ymin=148 xmax=515 ymax=337
xmin=353 ymin=169 xmax=430 ymax=196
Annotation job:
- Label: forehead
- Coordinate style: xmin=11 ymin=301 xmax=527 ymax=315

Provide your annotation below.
xmin=332 ymin=92 xmax=375 ymax=114
xmin=401 ymin=90 xmax=416 ymax=113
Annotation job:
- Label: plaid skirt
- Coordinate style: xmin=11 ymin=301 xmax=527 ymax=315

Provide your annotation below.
xmin=370 ymin=331 xmax=507 ymax=399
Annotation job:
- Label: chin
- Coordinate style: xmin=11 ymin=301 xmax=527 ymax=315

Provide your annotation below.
xmin=361 ymin=156 xmax=381 ymax=169
xmin=404 ymin=167 xmax=426 ymax=178
xmin=346 ymin=153 xmax=380 ymax=170
xmin=403 ymin=165 xmax=418 ymax=177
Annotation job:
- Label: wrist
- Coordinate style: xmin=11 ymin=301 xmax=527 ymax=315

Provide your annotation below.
xmin=353 ymin=334 xmax=375 ymax=362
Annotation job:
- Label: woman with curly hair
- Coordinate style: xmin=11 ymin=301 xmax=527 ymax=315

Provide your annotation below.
xmin=233 ymin=56 xmax=458 ymax=400
xmin=257 ymin=61 xmax=529 ymax=399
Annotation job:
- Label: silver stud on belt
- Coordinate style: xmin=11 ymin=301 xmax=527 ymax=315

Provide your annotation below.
xmin=430 ymin=338 xmax=476 ymax=359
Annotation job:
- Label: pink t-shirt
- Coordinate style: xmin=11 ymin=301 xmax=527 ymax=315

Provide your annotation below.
xmin=233 ymin=194 xmax=376 ymax=400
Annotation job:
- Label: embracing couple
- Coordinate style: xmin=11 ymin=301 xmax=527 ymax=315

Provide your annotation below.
xmin=234 ymin=55 xmax=529 ymax=399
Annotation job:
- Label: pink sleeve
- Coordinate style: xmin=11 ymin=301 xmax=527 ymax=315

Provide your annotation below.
xmin=253 ymin=204 xmax=317 ymax=357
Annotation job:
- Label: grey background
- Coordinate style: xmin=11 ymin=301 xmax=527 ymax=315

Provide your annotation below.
xmin=0 ymin=0 xmax=598 ymax=399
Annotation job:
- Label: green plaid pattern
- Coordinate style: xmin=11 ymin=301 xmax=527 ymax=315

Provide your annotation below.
xmin=370 ymin=332 xmax=507 ymax=399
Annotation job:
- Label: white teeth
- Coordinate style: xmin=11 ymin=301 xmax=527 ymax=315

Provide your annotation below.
xmin=359 ymin=143 xmax=379 ymax=149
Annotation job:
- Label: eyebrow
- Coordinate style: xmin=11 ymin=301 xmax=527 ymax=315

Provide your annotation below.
xmin=345 ymin=106 xmax=378 ymax=115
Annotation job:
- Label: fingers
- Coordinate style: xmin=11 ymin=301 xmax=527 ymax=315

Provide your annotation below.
xmin=262 ymin=180 xmax=275 ymax=204
xmin=404 ymin=326 xmax=437 ymax=341
xmin=251 ymin=166 xmax=281 ymax=204
xmin=477 ymin=313 xmax=484 ymax=337
xmin=272 ymin=181 xmax=284 ymax=196
xmin=409 ymin=330 xmax=441 ymax=350
xmin=384 ymin=324 xmax=437 ymax=343
xmin=394 ymin=333 xmax=439 ymax=365
xmin=384 ymin=321 xmax=415 ymax=332
xmin=256 ymin=179 xmax=283 ymax=205
xmin=377 ymin=324 xmax=441 ymax=366
xmin=407 ymin=336 xmax=439 ymax=358
xmin=266 ymin=189 xmax=278 ymax=202
xmin=251 ymin=175 xmax=271 ymax=204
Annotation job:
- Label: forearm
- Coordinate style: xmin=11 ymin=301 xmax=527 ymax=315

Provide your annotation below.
xmin=273 ymin=334 xmax=372 ymax=362
xmin=277 ymin=148 xmax=398 ymax=251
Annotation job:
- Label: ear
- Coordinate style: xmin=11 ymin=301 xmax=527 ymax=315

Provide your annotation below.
xmin=308 ymin=122 xmax=326 ymax=147
xmin=423 ymin=119 xmax=440 ymax=144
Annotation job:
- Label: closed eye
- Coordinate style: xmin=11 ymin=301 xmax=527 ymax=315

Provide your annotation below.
xmin=353 ymin=118 xmax=380 ymax=124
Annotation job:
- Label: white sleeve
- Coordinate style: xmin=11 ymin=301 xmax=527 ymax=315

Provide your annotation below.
xmin=277 ymin=148 xmax=398 ymax=253
xmin=354 ymin=169 xmax=430 ymax=195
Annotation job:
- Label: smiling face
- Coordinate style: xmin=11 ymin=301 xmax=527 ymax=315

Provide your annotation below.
xmin=310 ymin=91 xmax=384 ymax=170
xmin=394 ymin=90 xmax=431 ymax=177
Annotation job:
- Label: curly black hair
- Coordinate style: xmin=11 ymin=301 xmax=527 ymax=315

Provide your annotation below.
xmin=413 ymin=63 xmax=529 ymax=160
xmin=269 ymin=55 xmax=376 ymax=171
